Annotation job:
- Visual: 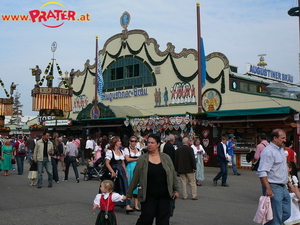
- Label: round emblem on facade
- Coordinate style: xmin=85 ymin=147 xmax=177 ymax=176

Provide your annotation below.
xmin=120 ymin=11 xmax=131 ymax=29
xmin=90 ymin=105 xmax=100 ymax=119
xmin=202 ymin=88 xmax=222 ymax=112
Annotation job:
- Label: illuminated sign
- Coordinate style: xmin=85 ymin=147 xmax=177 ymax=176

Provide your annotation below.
xmin=246 ymin=63 xmax=293 ymax=83
xmin=103 ymin=87 xmax=148 ymax=102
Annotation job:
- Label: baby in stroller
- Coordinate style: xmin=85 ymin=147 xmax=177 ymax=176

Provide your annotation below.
xmin=83 ymin=156 xmax=106 ymax=181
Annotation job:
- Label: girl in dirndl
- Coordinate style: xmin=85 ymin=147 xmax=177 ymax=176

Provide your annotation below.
xmin=105 ymin=136 xmax=134 ymax=214
xmin=93 ymin=180 xmax=126 ymax=225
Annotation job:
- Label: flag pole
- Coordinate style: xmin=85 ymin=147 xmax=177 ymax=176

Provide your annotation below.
xmin=196 ymin=3 xmax=202 ymax=113
xmin=94 ymin=36 xmax=99 ymax=107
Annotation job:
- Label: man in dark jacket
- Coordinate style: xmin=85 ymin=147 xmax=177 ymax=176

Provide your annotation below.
xmin=163 ymin=134 xmax=176 ymax=165
xmin=213 ymin=135 xmax=230 ymax=187
xmin=174 ymin=137 xmax=197 ymax=200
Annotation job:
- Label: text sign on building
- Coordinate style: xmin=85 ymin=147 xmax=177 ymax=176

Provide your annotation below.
xmin=246 ymin=63 xmax=294 ymax=83
xmin=38 ymin=116 xmax=55 ymax=123
xmin=103 ymin=87 xmax=148 ymax=102
xmin=42 ymin=119 xmax=72 ymax=126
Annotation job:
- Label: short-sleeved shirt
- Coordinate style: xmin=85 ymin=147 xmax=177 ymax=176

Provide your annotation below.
xmin=105 ymin=149 xmax=125 ymax=161
xmin=123 ymin=148 xmax=142 ymax=158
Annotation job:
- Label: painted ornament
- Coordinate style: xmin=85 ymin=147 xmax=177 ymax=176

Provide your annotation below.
xmin=203 ymin=139 xmax=209 ymax=147
xmin=179 ymin=123 xmax=186 ymax=130
xmin=202 ymin=130 xmax=210 ymax=138
xmin=124 ymin=120 xmax=129 ymax=127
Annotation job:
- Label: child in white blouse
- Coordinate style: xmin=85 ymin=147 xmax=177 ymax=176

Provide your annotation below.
xmin=285 ymin=162 xmax=300 ymax=225
xmin=93 ymin=180 xmax=126 ymax=225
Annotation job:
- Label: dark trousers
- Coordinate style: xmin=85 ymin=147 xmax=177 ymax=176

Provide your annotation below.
xmin=64 ymin=156 xmax=79 ymax=180
xmin=214 ymin=161 xmax=228 ymax=185
xmin=136 ymin=196 xmax=171 ymax=225
xmin=85 ymin=148 xmax=92 ymax=160
xmin=51 ymin=157 xmax=60 ymax=182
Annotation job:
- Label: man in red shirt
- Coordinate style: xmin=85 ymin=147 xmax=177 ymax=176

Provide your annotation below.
xmin=14 ymin=135 xmax=28 ymax=175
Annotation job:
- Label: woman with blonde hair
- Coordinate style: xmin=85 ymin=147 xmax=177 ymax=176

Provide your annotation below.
xmin=124 ymin=135 xmax=142 ymax=211
xmin=1 ymin=139 xmax=14 ymax=176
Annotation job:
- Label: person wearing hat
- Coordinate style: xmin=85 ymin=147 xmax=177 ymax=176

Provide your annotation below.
xmin=227 ymin=134 xmax=241 ymax=176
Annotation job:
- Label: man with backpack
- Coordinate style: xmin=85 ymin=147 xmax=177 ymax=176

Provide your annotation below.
xmin=14 ymin=135 xmax=28 ymax=175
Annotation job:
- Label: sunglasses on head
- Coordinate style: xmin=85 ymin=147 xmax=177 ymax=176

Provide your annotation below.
xmin=130 ymin=140 xmax=138 ymax=142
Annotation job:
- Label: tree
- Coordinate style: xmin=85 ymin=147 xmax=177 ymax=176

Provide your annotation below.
xmin=8 ymin=91 xmax=23 ymax=125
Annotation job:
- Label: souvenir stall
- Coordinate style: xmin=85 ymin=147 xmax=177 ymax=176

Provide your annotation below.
xmin=204 ymin=106 xmax=298 ymax=169
xmin=125 ymin=115 xmax=199 ymax=140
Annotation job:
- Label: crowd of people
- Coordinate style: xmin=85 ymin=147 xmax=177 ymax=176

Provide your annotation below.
xmin=1 ymin=129 xmax=300 ymax=225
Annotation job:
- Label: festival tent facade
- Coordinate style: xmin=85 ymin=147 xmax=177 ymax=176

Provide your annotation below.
xmin=31 ymin=10 xmax=300 ymax=168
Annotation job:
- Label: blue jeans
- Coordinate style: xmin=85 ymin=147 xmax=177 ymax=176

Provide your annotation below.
xmin=231 ymin=154 xmax=238 ymax=174
xmin=27 ymin=149 xmax=33 ymax=163
xmin=64 ymin=156 xmax=79 ymax=180
xmin=80 ymin=150 xmax=85 ymax=165
xmin=37 ymin=157 xmax=53 ymax=187
xmin=262 ymin=184 xmax=291 ymax=225
xmin=15 ymin=155 xmax=25 ymax=175
xmin=214 ymin=161 xmax=228 ymax=185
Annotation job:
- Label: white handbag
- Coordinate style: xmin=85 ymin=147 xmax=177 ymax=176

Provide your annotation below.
xmin=226 ymin=153 xmax=232 ymax=162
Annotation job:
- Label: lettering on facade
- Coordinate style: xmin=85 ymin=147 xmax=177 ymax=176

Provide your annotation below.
xmin=103 ymin=87 xmax=148 ymax=102
xmin=39 ymin=116 xmax=55 ymax=123
xmin=246 ymin=63 xmax=294 ymax=83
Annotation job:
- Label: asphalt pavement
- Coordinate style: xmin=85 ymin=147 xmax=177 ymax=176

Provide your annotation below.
xmin=0 ymin=162 xmax=264 ymax=225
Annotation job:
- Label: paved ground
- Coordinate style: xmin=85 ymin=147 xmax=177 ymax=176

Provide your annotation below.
xmin=0 ymin=162 xmax=264 ymax=225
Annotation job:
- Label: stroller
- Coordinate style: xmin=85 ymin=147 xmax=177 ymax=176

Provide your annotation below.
xmin=83 ymin=156 xmax=107 ymax=181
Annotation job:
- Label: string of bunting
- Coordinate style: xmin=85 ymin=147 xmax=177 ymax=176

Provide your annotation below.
xmin=0 ymin=78 xmax=10 ymax=97
xmin=38 ymin=62 xmax=52 ymax=86
xmin=124 ymin=116 xmax=202 ymax=133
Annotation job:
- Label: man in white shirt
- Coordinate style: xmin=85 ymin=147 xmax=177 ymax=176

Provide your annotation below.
xmin=85 ymin=135 xmax=94 ymax=160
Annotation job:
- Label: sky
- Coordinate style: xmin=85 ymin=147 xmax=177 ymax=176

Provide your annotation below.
xmin=0 ymin=0 xmax=299 ymax=117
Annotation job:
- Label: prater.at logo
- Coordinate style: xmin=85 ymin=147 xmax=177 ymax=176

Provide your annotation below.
xmin=29 ymin=2 xmax=90 ymax=28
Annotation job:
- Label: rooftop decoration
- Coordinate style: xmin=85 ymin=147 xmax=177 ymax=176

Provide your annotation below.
xmin=31 ymin=42 xmax=73 ymax=113
xmin=0 ymin=78 xmax=14 ymax=116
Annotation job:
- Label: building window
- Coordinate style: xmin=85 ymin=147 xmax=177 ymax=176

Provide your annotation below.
xmin=240 ymin=82 xmax=248 ymax=91
xmin=232 ymin=81 xmax=238 ymax=90
xmin=103 ymin=56 xmax=155 ymax=91
xmin=249 ymin=84 xmax=256 ymax=92
xmin=258 ymin=86 xmax=263 ymax=93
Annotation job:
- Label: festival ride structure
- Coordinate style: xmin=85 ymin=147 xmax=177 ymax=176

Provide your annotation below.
xmin=31 ymin=42 xmax=73 ymax=130
xmin=0 ymin=79 xmax=14 ymax=135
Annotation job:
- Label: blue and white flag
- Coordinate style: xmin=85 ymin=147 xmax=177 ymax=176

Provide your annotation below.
xmin=97 ymin=53 xmax=104 ymax=101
